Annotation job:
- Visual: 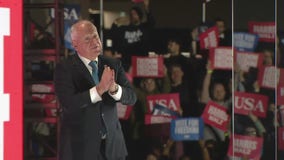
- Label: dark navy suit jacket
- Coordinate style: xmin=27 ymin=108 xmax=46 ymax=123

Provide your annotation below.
xmin=54 ymin=54 xmax=136 ymax=160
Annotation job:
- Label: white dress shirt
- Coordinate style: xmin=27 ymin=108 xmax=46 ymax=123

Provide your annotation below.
xmin=77 ymin=54 xmax=122 ymax=103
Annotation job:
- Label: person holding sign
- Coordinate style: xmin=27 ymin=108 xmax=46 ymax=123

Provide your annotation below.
xmin=129 ymin=68 xmax=171 ymax=160
xmin=200 ymin=60 xmax=231 ymax=108
xmin=54 ymin=20 xmax=137 ymax=160
xmin=169 ymin=63 xmax=199 ymax=117
xmin=215 ymin=18 xmax=232 ymax=46
xmin=199 ymin=60 xmax=231 ymax=156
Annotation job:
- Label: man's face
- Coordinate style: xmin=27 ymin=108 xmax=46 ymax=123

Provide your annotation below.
xmin=167 ymin=41 xmax=180 ymax=55
xmin=263 ymin=50 xmax=273 ymax=66
xmin=216 ymin=21 xmax=225 ymax=34
xmin=72 ymin=23 xmax=102 ymax=59
xmin=170 ymin=66 xmax=184 ymax=84
xmin=130 ymin=10 xmax=140 ymax=25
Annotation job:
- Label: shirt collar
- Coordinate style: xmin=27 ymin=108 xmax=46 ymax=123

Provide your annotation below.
xmin=77 ymin=53 xmax=98 ymax=67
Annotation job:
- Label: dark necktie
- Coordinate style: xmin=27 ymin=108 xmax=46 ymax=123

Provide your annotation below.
xmin=88 ymin=61 xmax=99 ymax=85
xmin=89 ymin=60 xmax=107 ymax=138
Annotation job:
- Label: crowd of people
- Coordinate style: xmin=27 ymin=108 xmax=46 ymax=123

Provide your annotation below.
xmin=96 ymin=1 xmax=284 ymax=160
xmin=52 ymin=0 xmax=283 ymax=160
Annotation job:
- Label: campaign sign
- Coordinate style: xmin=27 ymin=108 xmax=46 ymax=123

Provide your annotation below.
xmin=278 ymin=127 xmax=284 ymax=151
xmin=209 ymin=47 xmax=233 ymax=70
xmin=152 ymin=103 xmax=181 ymax=118
xmin=235 ymin=51 xmax=263 ymax=72
xmin=50 ymin=4 xmax=80 ymax=50
xmin=144 ymin=114 xmax=174 ymax=125
xmin=248 ymin=21 xmax=275 ymax=42
xmin=234 ymin=32 xmax=259 ymax=52
xmin=170 ymin=118 xmax=203 ymax=141
xmin=258 ymin=66 xmax=276 ymax=89
xmin=199 ymin=26 xmax=219 ymax=49
xmin=228 ymin=134 xmax=263 ymax=160
xmin=116 ymin=102 xmax=132 ymax=120
xmin=278 ymin=68 xmax=284 ymax=105
xmin=146 ymin=93 xmax=180 ymax=114
xmin=234 ymin=92 xmax=268 ymax=118
xmin=201 ymin=101 xmax=230 ymax=131
xmin=63 ymin=5 xmax=80 ymax=50
xmin=132 ymin=56 xmax=164 ymax=77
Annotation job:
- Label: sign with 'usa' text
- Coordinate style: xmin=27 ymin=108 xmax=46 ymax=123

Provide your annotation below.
xmin=234 ymin=92 xmax=268 ymax=118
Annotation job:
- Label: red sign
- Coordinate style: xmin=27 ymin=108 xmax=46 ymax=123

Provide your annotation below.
xmin=235 ymin=51 xmax=264 ymax=72
xmin=209 ymin=47 xmax=233 ymax=70
xmin=144 ymin=114 xmax=174 ymax=125
xmin=278 ymin=127 xmax=284 ymax=151
xmin=132 ymin=56 xmax=164 ymax=78
xmin=258 ymin=66 xmax=276 ymax=89
xmin=234 ymin=92 xmax=268 ymax=118
xmin=116 ymin=103 xmax=132 ymax=120
xmin=1 ymin=1 xmax=23 ymax=160
xmin=146 ymin=93 xmax=180 ymax=114
xmin=199 ymin=26 xmax=219 ymax=49
xmin=228 ymin=134 xmax=263 ymax=160
xmin=277 ymin=68 xmax=284 ymax=105
xmin=248 ymin=21 xmax=275 ymax=42
xmin=31 ymin=84 xmax=55 ymax=103
xmin=201 ymin=101 xmax=230 ymax=131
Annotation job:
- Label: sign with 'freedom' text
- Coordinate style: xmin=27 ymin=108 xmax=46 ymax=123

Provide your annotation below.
xmin=170 ymin=118 xmax=203 ymax=141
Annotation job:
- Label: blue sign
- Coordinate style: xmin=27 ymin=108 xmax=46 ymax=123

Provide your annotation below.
xmin=64 ymin=5 xmax=80 ymax=50
xmin=49 ymin=5 xmax=80 ymax=50
xmin=152 ymin=103 xmax=181 ymax=117
xmin=234 ymin=32 xmax=259 ymax=52
xmin=170 ymin=118 xmax=203 ymax=141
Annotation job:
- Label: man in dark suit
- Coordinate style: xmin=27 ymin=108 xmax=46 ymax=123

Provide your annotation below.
xmin=54 ymin=20 xmax=137 ymax=160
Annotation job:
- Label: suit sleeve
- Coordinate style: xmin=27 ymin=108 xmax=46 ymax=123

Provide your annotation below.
xmin=115 ymin=60 xmax=137 ymax=106
xmin=54 ymin=62 xmax=92 ymax=114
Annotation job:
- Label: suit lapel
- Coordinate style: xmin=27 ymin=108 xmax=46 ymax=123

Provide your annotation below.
xmin=72 ymin=54 xmax=94 ymax=84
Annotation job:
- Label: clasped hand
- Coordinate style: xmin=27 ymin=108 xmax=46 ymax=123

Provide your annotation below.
xmin=96 ymin=65 xmax=117 ymax=95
